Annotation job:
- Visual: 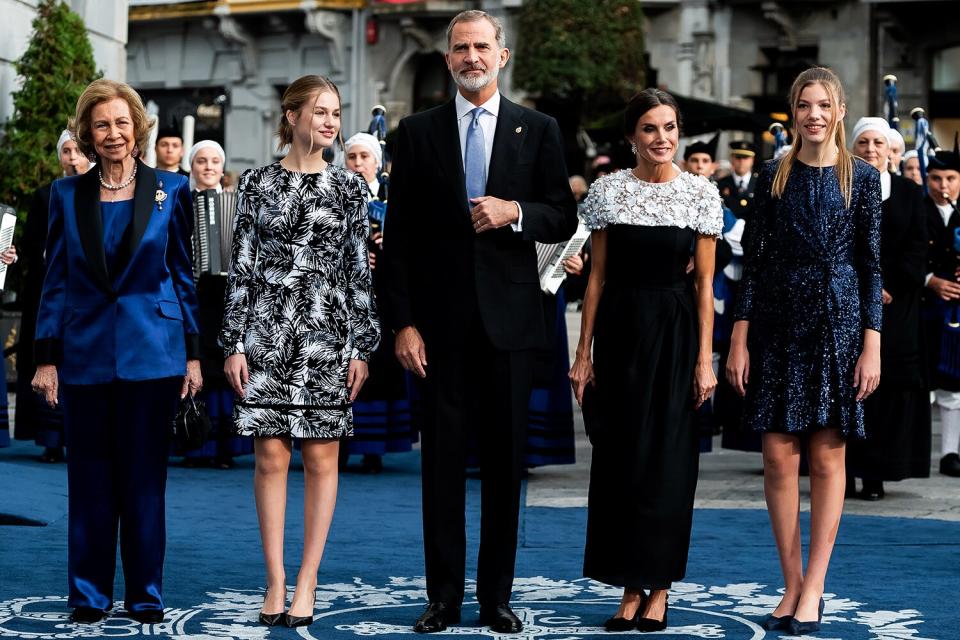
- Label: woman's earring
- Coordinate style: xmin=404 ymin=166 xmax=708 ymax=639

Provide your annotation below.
xmin=630 ymin=142 xmax=637 ymax=155
xmin=88 ymin=153 xmax=97 ymax=163
xmin=132 ymin=146 xmax=140 ymax=158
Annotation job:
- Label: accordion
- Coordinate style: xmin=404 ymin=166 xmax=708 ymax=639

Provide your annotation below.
xmin=535 ymin=222 xmax=590 ymax=295
xmin=192 ymin=189 xmax=236 ymax=277
xmin=0 ymin=205 xmax=15 ymax=291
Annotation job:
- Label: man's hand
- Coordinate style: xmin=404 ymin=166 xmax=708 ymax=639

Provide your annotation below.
xmin=395 ymin=326 xmax=428 ymax=378
xmin=928 ymin=275 xmax=960 ymax=301
xmin=562 ymin=252 xmax=585 ymax=275
xmin=470 ymin=197 xmax=519 ymax=233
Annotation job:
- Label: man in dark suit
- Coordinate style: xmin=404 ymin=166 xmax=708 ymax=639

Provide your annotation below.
xmin=381 ymin=9 xmax=578 ymax=634
xmin=921 ymin=140 xmax=960 ymax=477
xmin=716 ymin=140 xmax=759 ymax=219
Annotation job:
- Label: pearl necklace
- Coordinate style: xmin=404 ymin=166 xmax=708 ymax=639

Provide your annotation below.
xmin=99 ymin=162 xmax=138 ymax=191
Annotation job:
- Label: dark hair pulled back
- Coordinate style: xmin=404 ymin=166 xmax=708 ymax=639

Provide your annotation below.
xmin=623 ymin=88 xmax=682 ymax=135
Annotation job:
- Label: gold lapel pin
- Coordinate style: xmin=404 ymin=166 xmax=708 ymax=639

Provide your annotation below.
xmin=515 ymin=126 xmax=522 ymax=134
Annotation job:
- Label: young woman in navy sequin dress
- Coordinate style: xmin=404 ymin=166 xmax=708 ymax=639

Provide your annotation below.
xmin=726 ymin=68 xmax=882 ymax=635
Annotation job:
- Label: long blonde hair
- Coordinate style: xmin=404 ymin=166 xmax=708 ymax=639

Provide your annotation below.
xmin=772 ymin=67 xmax=855 ymax=207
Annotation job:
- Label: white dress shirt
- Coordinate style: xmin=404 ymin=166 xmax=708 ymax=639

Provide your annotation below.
xmin=734 ymin=172 xmax=751 ymax=191
xmin=454 ymin=91 xmax=522 ymax=231
xmin=880 ymin=170 xmax=891 ymax=202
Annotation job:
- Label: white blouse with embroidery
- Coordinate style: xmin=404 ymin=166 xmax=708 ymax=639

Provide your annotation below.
xmin=580 ymin=169 xmax=724 ymax=237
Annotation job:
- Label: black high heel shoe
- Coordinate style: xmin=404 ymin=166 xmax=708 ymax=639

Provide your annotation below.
xmin=603 ymin=592 xmax=647 ymax=632
xmin=788 ymin=597 xmax=824 ymax=635
xmin=759 ymin=612 xmax=793 ymax=631
xmin=636 ymin=598 xmax=668 ymax=633
xmin=259 ymin=586 xmax=285 ymax=626
xmin=284 ymin=588 xmax=316 ymax=628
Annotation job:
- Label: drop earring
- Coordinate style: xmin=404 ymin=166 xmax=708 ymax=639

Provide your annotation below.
xmin=630 ymin=142 xmax=637 ymax=155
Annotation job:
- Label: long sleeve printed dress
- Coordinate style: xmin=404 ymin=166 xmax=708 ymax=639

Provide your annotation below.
xmin=220 ymin=162 xmax=380 ymax=439
xmin=733 ymin=158 xmax=882 ymax=438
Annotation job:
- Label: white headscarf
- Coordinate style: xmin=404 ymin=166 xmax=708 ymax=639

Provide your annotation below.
xmin=887 ymin=128 xmax=905 ymax=152
xmin=56 ymin=129 xmax=73 ymax=157
xmin=344 ymin=132 xmax=383 ymax=167
xmin=851 ymin=117 xmax=891 ymax=145
xmin=188 ymin=140 xmax=226 ymax=191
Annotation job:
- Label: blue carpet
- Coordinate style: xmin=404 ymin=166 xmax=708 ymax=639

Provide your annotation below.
xmin=0 ymin=440 xmax=955 ymax=639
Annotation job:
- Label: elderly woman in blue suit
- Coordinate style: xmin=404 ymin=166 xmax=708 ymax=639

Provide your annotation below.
xmin=31 ymin=79 xmax=202 ymax=625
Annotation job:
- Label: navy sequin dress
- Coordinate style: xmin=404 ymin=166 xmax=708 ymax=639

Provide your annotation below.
xmin=734 ymin=158 xmax=882 ymax=438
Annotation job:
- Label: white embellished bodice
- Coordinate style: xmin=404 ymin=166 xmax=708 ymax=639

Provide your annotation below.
xmin=580 ymin=169 xmax=723 ymax=236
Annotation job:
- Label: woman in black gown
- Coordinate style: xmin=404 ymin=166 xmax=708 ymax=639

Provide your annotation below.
xmin=569 ymin=89 xmax=721 ymax=632
xmin=846 ymin=117 xmax=929 ymax=500
xmin=726 ymin=67 xmax=882 ymax=635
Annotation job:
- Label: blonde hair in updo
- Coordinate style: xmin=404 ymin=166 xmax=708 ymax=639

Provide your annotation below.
xmin=277 ymin=75 xmax=342 ymax=152
xmin=772 ymin=67 xmax=855 ymax=208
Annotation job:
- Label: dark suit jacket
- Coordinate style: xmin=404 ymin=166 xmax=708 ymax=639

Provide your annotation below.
xmin=381 ymin=95 xmax=578 ymax=352
xmin=34 ymin=161 xmax=201 ymax=384
xmin=717 ymin=172 xmax=758 ymax=220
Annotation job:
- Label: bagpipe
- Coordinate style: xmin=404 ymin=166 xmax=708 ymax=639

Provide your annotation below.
xmin=911 ymin=107 xmax=942 ymax=195
xmin=367 ymin=105 xmax=389 ymax=234
xmin=768 ymin=122 xmax=788 ymax=158
xmin=883 ymin=74 xmax=900 ymax=131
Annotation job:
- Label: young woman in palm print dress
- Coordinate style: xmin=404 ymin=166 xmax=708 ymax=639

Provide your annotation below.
xmin=221 ymin=75 xmax=379 ymax=628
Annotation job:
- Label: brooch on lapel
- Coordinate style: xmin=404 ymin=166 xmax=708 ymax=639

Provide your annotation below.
xmin=515 ymin=126 xmax=522 ymax=134
xmin=155 ymin=182 xmax=167 ymax=210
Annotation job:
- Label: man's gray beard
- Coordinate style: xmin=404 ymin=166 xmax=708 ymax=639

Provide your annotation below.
xmin=453 ymin=65 xmax=499 ymax=92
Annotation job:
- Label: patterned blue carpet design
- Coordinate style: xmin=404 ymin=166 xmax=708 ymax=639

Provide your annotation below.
xmin=0 ymin=441 xmax=955 ymax=639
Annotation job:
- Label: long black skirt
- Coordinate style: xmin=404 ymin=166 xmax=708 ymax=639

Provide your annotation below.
xmin=584 ymin=282 xmax=700 ymax=590
xmin=849 ymin=384 xmax=931 ymax=481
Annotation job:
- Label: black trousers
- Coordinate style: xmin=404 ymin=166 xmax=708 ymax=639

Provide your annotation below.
xmin=418 ymin=317 xmax=533 ymax=606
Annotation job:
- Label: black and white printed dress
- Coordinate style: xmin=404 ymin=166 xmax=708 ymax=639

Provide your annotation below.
xmin=220 ymin=162 xmax=380 ymax=439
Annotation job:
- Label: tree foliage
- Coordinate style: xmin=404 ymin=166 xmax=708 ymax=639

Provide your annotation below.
xmin=0 ymin=0 xmax=100 ymax=226
xmin=513 ymin=0 xmax=645 ymax=102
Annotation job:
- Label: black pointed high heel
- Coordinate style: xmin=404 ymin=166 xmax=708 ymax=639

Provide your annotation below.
xmin=259 ymin=586 xmax=285 ymax=626
xmin=603 ymin=591 xmax=647 ymax=631
xmin=788 ymin=597 xmax=824 ymax=635
xmin=284 ymin=588 xmax=316 ymax=628
xmin=636 ymin=598 xmax=668 ymax=633
xmin=759 ymin=612 xmax=793 ymax=630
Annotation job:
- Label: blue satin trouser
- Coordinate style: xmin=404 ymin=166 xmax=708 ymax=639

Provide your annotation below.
xmin=62 ymin=377 xmax=181 ymax=612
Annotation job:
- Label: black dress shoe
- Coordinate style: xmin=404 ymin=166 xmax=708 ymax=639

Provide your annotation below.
xmin=480 ymin=603 xmax=523 ymax=633
xmin=128 ymin=609 xmax=164 ymax=624
xmin=940 ymin=453 xmax=960 ymax=477
xmin=70 ymin=607 xmax=106 ymax=624
xmin=414 ymin=602 xmax=461 ymax=633
xmin=636 ymin=599 xmax=668 ymax=633
xmin=859 ymin=479 xmax=885 ymax=501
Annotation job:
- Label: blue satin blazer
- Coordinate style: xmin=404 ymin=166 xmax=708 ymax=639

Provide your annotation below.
xmin=35 ymin=161 xmax=201 ymax=385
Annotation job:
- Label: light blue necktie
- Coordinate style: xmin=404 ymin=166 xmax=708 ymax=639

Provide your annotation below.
xmin=464 ymin=107 xmax=486 ymax=206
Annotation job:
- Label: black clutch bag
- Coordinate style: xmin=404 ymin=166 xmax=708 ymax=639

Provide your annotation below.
xmin=171 ymin=394 xmax=213 ymax=453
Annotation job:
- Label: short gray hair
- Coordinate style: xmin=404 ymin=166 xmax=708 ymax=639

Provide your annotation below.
xmin=445 ymin=10 xmax=506 ymax=51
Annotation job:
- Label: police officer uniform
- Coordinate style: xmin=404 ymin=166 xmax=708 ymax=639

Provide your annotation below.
xmin=716 ymin=141 xmax=758 ymax=220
